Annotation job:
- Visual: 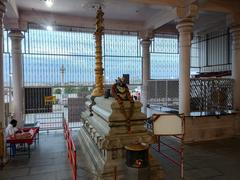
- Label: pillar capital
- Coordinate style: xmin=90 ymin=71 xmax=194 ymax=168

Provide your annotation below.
xmin=175 ymin=3 xmax=197 ymax=34
xmin=176 ymin=4 xmax=198 ymax=20
xmin=230 ymin=25 xmax=240 ymax=50
xmin=227 ymin=12 xmax=240 ymax=28
xmin=230 ymin=25 xmax=240 ymax=35
xmin=8 ymin=30 xmax=24 ymax=40
xmin=139 ymin=30 xmax=154 ymax=41
xmin=141 ymin=39 xmax=151 ymax=47
xmin=176 ymin=17 xmax=194 ymax=33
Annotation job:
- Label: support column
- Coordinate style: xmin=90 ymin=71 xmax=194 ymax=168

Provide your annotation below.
xmin=141 ymin=39 xmax=151 ymax=114
xmin=0 ymin=0 xmax=6 ymax=165
xmin=230 ymin=26 xmax=240 ymax=110
xmin=176 ymin=18 xmax=194 ymax=115
xmin=0 ymin=0 xmax=6 ymax=128
xmin=9 ymin=30 xmax=24 ymax=127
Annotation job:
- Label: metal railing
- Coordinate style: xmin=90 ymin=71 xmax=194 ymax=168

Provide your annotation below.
xmin=147 ymin=78 xmax=234 ymax=112
xmin=64 ymin=120 xmax=77 ymax=180
xmin=190 ymin=78 xmax=233 ymax=112
xmin=25 ymin=112 xmax=64 ymax=132
xmin=147 ymin=80 xmax=179 ymax=109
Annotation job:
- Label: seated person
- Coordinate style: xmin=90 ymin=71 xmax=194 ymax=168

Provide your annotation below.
xmin=5 ymin=119 xmax=21 ymax=138
xmin=5 ymin=119 xmax=22 ymax=156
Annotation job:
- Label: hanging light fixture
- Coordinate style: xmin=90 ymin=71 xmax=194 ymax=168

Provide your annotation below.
xmin=45 ymin=0 xmax=54 ymax=8
xmin=46 ymin=25 xmax=53 ymax=31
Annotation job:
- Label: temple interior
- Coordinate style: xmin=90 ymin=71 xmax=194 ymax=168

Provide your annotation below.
xmin=1 ymin=0 xmax=240 ymax=179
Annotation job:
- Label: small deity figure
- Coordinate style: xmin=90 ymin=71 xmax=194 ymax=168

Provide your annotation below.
xmin=111 ymin=77 xmax=133 ymax=103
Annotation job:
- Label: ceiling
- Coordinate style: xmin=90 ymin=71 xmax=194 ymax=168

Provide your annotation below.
xmin=10 ymin=0 xmax=168 ymax=22
xmin=4 ymin=0 xmax=240 ymax=33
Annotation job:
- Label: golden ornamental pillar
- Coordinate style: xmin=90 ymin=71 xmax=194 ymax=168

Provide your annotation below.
xmin=92 ymin=7 xmax=104 ymax=97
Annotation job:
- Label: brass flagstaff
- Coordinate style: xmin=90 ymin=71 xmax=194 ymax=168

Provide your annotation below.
xmin=92 ymin=6 xmax=104 ymax=97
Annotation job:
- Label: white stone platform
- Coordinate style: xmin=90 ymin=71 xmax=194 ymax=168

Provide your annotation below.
xmin=78 ymin=96 xmax=164 ymax=180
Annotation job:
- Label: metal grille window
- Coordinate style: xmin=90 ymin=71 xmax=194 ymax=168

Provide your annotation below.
xmin=191 ymin=36 xmax=200 ymax=75
xmin=191 ymin=30 xmax=232 ymax=73
xmin=3 ymin=30 xmax=11 ymax=103
xmin=23 ymin=54 xmax=95 ymax=86
xmin=23 ymin=24 xmax=142 ymax=86
xmin=23 ymin=24 xmax=96 ymax=86
xmin=150 ymin=34 xmax=179 ymax=79
xmin=103 ymin=30 xmax=142 ymax=84
xmin=3 ymin=30 xmax=11 ymax=87
xmin=3 ymin=53 xmax=11 ymax=87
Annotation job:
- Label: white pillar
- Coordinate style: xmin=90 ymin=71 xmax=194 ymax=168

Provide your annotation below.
xmin=9 ymin=30 xmax=24 ymax=127
xmin=0 ymin=0 xmax=6 ymax=165
xmin=141 ymin=39 xmax=151 ymax=114
xmin=0 ymin=0 xmax=6 ymax=128
xmin=176 ymin=18 xmax=194 ymax=115
xmin=230 ymin=26 xmax=240 ymax=110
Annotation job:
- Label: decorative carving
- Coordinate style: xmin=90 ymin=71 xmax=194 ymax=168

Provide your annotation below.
xmin=89 ymin=95 xmax=96 ymax=116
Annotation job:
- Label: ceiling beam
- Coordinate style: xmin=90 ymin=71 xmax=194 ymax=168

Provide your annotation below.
xmin=5 ymin=0 xmax=19 ymax=18
xmin=17 ymin=10 xmax=144 ymax=32
xmin=129 ymin=0 xmax=184 ymax=7
xmin=199 ymin=0 xmax=240 ymax=13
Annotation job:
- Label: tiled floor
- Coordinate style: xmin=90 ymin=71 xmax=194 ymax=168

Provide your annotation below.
xmin=1 ymin=130 xmax=240 ymax=180
xmin=0 ymin=131 xmax=72 ymax=180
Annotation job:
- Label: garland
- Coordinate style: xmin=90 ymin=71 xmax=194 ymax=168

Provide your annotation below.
xmin=112 ymin=82 xmax=134 ymax=133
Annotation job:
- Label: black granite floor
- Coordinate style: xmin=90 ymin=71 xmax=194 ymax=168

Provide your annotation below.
xmin=1 ymin=130 xmax=240 ymax=180
xmin=151 ymin=136 xmax=240 ymax=180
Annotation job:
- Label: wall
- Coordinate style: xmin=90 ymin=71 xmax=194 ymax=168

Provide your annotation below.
xmin=184 ymin=113 xmax=240 ymax=143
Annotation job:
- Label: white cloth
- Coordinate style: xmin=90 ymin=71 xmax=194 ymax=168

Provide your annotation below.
xmin=5 ymin=124 xmax=18 ymax=138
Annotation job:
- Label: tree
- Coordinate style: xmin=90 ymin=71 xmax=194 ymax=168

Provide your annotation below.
xmin=64 ymin=86 xmax=75 ymax=94
xmin=54 ymin=88 xmax=62 ymax=94
xmin=76 ymin=86 xmax=89 ymax=93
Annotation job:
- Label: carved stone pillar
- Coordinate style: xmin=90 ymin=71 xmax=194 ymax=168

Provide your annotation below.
xmin=230 ymin=25 xmax=240 ymax=110
xmin=0 ymin=0 xmax=6 ymax=128
xmin=0 ymin=0 xmax=6 ymax=165
xmin=9 ymin=30 xmax=24 ymax=127
xmin=139 ymin=31 xmax=153 ymax=114
xmin=176 ymin=18 xmax=194 ymax=115
xmin=141 ymin=39 xmax=151 ymax=114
